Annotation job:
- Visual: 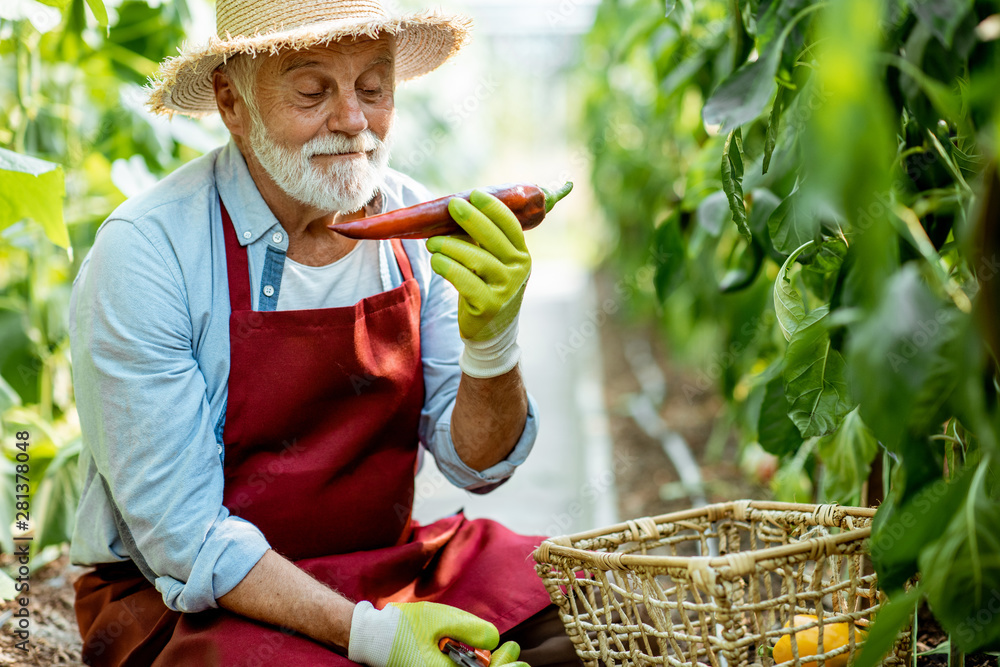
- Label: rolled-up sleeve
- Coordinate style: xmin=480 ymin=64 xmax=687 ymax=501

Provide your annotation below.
xmin=70 ymin=218 xmax=270 ymax=613
xmin=414 ymin=253 xmax=540 ymax=494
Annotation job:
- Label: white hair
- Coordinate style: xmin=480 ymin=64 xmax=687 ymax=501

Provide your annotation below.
xmin=219 ymin=54 xmax=265 ymax=122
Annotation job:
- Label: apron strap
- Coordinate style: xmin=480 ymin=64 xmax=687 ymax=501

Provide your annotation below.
xmin=390 ymin=239 xmax=415 ymax=283
xmin=223 ymin=197 xmax=417 ymax=312
xmin=221 ymin=199 xmax=253 ymax=313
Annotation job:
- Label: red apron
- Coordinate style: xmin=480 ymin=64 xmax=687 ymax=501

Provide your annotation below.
xmin=74 ymin=198 xmax=552 ymax=666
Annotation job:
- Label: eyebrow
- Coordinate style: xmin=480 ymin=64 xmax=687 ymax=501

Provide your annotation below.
xmin=280 ymin=58 xmax=320 ymax=75
xmin=368 ymin=54 xmax=394 ymax=70
xmin=280 ymin=52 xmax=395 ymax=76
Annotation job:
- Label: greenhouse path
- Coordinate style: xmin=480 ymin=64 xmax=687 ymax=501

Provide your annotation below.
xmin=412 ymin=258 xmax=619 ymax=539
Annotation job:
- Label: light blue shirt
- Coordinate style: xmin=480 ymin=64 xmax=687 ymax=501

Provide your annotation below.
xmin=68 ymin=140 xmax=539 ymax=614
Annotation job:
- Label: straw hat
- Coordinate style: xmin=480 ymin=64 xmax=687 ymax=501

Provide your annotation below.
xmin=147 ymin=0 xmax=473 ymax=117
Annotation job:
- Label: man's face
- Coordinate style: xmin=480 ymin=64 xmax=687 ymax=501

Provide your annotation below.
xmin=247 ymin=37 xmax=396 ymax=214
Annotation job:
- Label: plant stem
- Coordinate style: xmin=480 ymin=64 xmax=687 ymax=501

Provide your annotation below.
xmin=542 ymin=182 xmax=574 ymax=213
xmin=40 ymin=362 xmax=52 ymax=423
xmin=950 ymin=638 xmax=965 ymax=667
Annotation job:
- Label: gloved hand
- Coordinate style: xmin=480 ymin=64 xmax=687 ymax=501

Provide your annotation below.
xmin=426 ymin=190 xmax=532 ymax=379
xmin=349 ymin=601 xmax=528 ymax=666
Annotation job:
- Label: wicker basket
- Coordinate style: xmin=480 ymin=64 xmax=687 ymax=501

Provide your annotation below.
xmin=533 ymin=501 xmax=911 ymax=667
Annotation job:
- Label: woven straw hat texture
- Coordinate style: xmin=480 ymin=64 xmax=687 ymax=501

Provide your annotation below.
xmin=147 ymin=0 xmax=472 ymax=117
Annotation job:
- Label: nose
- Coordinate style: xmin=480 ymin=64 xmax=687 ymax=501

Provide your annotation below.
xmin=327 ymin=90 xmax=369 ymax=137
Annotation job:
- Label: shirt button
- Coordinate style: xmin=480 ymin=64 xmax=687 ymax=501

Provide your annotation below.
xmin=272 ymin=232 xmax=284 ymax=244
xmin=242 ymin=231 xmax=252 ymax=240
xmin=263 ymin=285 xmax=275 ymax=297
xmin=217 ymin=443 xmax=223 ymax=454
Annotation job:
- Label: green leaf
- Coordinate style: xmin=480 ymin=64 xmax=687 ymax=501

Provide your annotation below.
xmin=722 ymin=128 xmax=750 ymax=242
xmin=32 ymin=439 xmax=81 ymax=554
xmin=816 ymin=407 xmax=877 ymax=503
xmin=916 ymin=641 xmax=952 ymax=657
xmin=665 ymin=0 xmax=677 ymax=18
xmin=85 ymin=0 xmax=108 ymax=26
xmin=696 ymin=190 xmax=730 ymax=237
xmin=0 ymin=457 xmax=14 ymax=554
xmin=703 ymin=47 xmax=783 ymax=131
xmin=762 ymin=86 xmax=785 ymax=175
xmin=748 ymin=187 xmax=782 ymax=237
xmin=653 ymin=212 xmax=686 ymax=302
xmin=852 ymin=586 xmax=922 ymax=667
xmin=906 ymin=0 xmax=973 ymax=48
xmin=767 ymin=185 xmax=824 ymax=255
xmin=783 ymin=309 xmax=851 ymax=438
xmin=918 ymin=460 xmax=1000 ymax=653
xmin=702 ymin=2 xmax=822 ymax=130
xmin=756 ymin=0 xmax=813 ymax=51
xmin=0 ymin=570 xmax=16 ymax=602
xmin=0 ymin=374 xmax=21 ymax=415
xmin=0 ymin=148 xmax=68 ymax=249
xmin=719 ymin=239 xmax=765 ymax=293
xmin=871 ymin=455 xmax=968 ymax=592
xmin=803 ymin=0 xmax=896 ymax=225
xmin=812 ymin=235 xmax=849 ymax=274
xmin=757 ymin=374 xmax=802 ymax=457
xmin=770 ymin=437 xmax=815 ymax=502
xmin=845 ymin=266 xmax=957 ymax=450
xmin=773 ymin=240 xmax=814 ymax=341
xmin=883 ymin=53 xmax=969 ymax=133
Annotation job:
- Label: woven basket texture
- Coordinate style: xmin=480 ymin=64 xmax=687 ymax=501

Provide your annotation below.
xmin=533 ymin=501 xmax=911 ymax=667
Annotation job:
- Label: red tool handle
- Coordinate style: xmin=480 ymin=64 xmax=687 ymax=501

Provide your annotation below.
xmin=438 ymin=637 xmax=491 ymax=667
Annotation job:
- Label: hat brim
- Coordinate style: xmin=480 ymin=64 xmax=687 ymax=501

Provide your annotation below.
xmin=147 ymin=11 xmax=472 ymax=117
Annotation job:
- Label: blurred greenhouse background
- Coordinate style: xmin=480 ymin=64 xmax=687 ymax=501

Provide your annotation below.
xmin=3 ymin=0 xmax=1000 ymax=661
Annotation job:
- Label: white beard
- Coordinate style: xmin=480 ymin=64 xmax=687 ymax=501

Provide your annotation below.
xmin=248 ymin=116 xmax=393 ymax=214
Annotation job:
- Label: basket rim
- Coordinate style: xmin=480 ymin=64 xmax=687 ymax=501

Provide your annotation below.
xmin=533 ymin=500 xmax=876 ymax=576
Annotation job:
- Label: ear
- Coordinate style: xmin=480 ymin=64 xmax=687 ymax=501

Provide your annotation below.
xmin=213 ymin=68 xmax=248 ymax=138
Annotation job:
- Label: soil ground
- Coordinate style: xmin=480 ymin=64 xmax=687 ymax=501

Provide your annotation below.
xmin=594 ymin=274 xmax=765 ymax=520
xmin=0 ymin=270 xmax=992 ymax=666
xmin=0 ymin=549 xmax=85 ymax=665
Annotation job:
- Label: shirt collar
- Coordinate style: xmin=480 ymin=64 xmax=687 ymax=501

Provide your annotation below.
xmin=215 ymin=139 xmax=284 ymax=247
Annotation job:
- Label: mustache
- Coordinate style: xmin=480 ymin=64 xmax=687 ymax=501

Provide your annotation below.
xmin=302 ymin=131 xmax=382 ymax=158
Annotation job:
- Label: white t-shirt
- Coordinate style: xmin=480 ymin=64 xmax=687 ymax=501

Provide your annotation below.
xmin=275 ymin=239 xmax=384 ymax=311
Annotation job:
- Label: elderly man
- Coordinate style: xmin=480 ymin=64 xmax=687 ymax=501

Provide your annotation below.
xmin=68 ymin=1 xmax=580 ymax=665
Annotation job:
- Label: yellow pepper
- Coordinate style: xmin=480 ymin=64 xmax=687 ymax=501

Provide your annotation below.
xmin=772 ymin=615 xmax=868 ymax=667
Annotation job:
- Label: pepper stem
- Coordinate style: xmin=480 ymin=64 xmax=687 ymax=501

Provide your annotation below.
xmin=541 ymin=181 xmax=574 ymax=213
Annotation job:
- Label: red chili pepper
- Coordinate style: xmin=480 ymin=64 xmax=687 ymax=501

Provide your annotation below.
xmin=327 ymin=181 xmax=574 ymax=240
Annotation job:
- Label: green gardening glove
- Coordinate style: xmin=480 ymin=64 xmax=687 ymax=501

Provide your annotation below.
xmin=490 ymin=641 xmax=530 ymax=666
xmin=426 ymin=190 xmax=532 ymax=379
xmin=349 ymin=601 xmax=528 ymax=666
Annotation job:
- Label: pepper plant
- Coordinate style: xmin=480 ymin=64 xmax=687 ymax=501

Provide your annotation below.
xmin=581 ymin=0 xmax=1000 ymax=654
xmin=0 ymin=0 xmax=207 ymax=570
